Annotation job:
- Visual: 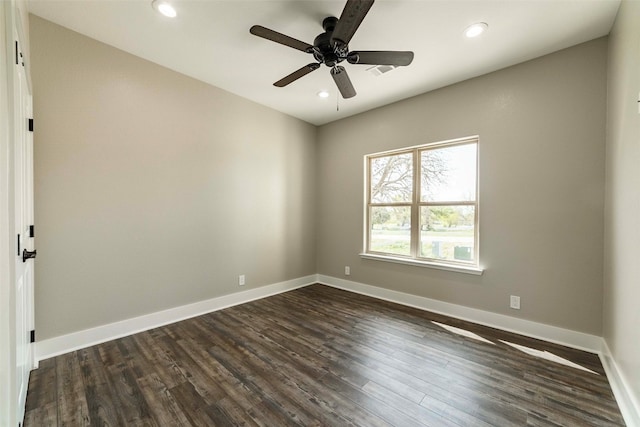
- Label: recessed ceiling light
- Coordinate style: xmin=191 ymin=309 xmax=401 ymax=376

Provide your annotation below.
xmin=464 ymin=22 xmax=488 ymax=38
xmin=317 ymin=90 xmax=330 ymax=98
xmin=152 ymin=0 xmax=177 ymax=18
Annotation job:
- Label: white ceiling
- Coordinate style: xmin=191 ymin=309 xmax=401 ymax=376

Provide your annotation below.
xmin=28 ymin=0 xmax=620 ymax=126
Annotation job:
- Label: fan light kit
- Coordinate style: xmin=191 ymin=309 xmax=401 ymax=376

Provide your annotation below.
xmin=151 ymin=0 xmax=176 ymax=18
xmin=465 ymin=22 xmax=488 ymax=38
xmin=317 ymin=90 xmax=330 ymax=98
xmin=250 ymin=0 xmax=414 ymax=99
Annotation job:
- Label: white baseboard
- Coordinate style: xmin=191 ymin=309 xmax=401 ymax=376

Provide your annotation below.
xmin=317 ymin=275 xmax=603 ymax=353
xmin=35 ymin=275 xmax=316 ymax=361
xmin=601 ymin=341 xmax=640 ymax=427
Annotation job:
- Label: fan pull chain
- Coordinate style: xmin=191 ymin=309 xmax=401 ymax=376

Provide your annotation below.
xmin=336 ymin=92 xmax=340 ymax=112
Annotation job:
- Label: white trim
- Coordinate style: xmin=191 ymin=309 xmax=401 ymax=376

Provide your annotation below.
xmin=0 ymin=3 xmax=15 ymax=426
xmin=35 ymin=275 xmax=316 ymax=361
xmin=360 ymin=253 xmax=483 ymax=275
xmin=366 ymin=134 xmax=480 ymax=157
xmin=317 ymin=274 xmax=601 ymax=352
xmin=364 ymin=137 xmax=481 ymax=274
xmin=600 ymin=341 xmax=640 ymax=427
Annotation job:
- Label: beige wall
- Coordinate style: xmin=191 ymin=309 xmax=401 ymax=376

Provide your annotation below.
xmin=604 ymin=0 xmax=640 ymax=411
xmin=30 ymin=13 xmax=614 ymax=342
xmin=317 ymin=38 xmax=608 ymax=335
xmin=30 ymin=16 xmax=317 ymax=340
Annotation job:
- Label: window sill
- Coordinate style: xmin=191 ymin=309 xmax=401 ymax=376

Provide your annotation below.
xmin=359 ymin=253 xmax=484 ymax=276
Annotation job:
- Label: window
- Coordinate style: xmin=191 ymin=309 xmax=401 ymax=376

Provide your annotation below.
xmin=365 ymin=137 xmax=479 ymax=270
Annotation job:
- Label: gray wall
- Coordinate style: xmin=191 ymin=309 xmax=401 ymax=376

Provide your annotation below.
xmin=317 ymin=38 xmax=608 ymax=335
xmin=604 ymin=0 xmax=640 ymax=409
xmin=31 ymin=16 xmax=317 ymax=340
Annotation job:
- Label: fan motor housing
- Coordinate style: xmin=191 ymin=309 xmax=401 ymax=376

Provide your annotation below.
xmin=313 ymin=16 xmax=345 ymax=67
xmin=322 ymin=16 xmax=338 ymax=32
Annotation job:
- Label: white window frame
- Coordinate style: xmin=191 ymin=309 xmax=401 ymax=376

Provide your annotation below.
xmin=362 ymin=136 xmax=483 ymax=275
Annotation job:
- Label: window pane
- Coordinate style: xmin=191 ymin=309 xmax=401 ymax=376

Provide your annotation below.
xmin=370 ymin=153 xmax=413 ymax=203
xmin=420 ymin=206 xmax=475 ymax=262
xmin=370 ymin=206 xmax=411 ymax=256
xmin=421 ymin=143 xmax=477 ymax=202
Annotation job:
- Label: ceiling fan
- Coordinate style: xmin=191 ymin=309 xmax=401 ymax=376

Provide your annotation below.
xmin=250 ymin=0 xmax=414 ymax=99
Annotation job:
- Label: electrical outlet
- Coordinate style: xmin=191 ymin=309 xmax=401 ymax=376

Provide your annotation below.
xmin=238 ymin=275 xmax=245 ymax=286
xmin=345 ymin=266 xmax=351 ymax=276
xmin=510 ymin=295 xmax=521 ymax=310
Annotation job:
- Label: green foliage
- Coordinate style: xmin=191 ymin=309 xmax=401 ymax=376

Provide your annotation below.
xmin=430 ymin=207 xmax=459 ymax=228
xmin=371 ymin=208 xmax=391 ymax=225
xmin=422 ymin=206 xmax=474 ymax=230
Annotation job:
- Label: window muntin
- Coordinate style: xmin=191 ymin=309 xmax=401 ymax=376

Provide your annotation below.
xmin=366 ymin=138 xmax=479 ymax=267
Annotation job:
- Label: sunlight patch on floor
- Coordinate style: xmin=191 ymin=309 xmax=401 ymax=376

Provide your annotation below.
xmin=499 ymin=340 xmax=599 ymax=375
xmin=431 ymin=321 xmax=495 ymax=345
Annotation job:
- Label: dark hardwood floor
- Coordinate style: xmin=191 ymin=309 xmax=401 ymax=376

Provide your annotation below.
xmin=24 ymin=284 xmax=625 ymax=426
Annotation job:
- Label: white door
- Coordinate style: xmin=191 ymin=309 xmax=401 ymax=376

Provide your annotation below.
xmin=13 ymin=35 xmax=35 ymax=425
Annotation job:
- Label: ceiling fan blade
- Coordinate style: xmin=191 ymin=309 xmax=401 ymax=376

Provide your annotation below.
xmin=347 ymin=51 xmax=414 ymax=66
xmin=330 ymin=66 xmax=356 ymax=99
xmin=331 ymin=0 xmax=375 ymax=47
xmin=250 ymin=25 xmax=314 ymax=53
xmin=274 ymin=63 xmax=321 ymax=87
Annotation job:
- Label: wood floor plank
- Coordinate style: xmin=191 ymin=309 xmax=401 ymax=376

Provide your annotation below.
xmin=316 ymin=371 xmax=428 ymax=427
xmin=172 ymin=320 xmax=256 ymax=408
xmin=24 ymin=284 xmax=626 ymax=426
xmin=24 ymin=358 xmax=56 ymax=413
xmin=205 ymin=334 xmax=336 ymax=426
xmin=136 ymin=373 xmax=193 ymax=426
xmin=361 ymin=380 xmax=461 ymax=427
xmin=105 ymin=363 xmax=157 ymax=426
xmin=76 ymin=346 xmax=125 ymax=426
xmin=23 ymin=401 xmax=58 ymax=427
xmin=215 ymin=396 xmax=262 ymax=427
xmin=55 ymin=352 xmax=90 ymax=426
xmin=168 ymin=381 xmax=220 ymax=427
xmin=154 ymin=332 xmax=228 ymax=405
xmin=131 ymin=329 xmax=187 ymax=390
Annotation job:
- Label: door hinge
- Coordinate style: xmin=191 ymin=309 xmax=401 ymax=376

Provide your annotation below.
xmin=30 ymin=330 xmax=35 ymax=343
xmin=29 ymin=225 xmax=35 ymax=237
xmin=17 ymin=234 xmax=20 ymax=256
xmin=28 ymin=118 xmax=34 ymax=132
xmin=14 ymin=42 xmax=24 ymax=66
